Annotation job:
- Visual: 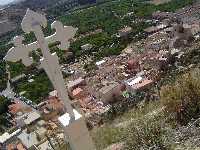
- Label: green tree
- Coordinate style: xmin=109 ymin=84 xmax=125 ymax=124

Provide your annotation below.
xmin=0 ymin=96 xmax=10 ymax=115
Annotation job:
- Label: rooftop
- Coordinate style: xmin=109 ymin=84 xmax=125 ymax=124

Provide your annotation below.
xmin=99 ymin=82 xmax=119 ymax=94
xmin=67 ymin=77 xmax=85 ymax=90
xmin=37 ymin=141 xmax=52 ymax=150
xmin=126 ymin=76 xmax=143 ymax=86
xmin=17 ymin=130 xmax=39 ymax=149
xmin=126 ymin=76 xmax=153 ymax=90
xmin=8 ymin=100 xmax=32 ymax=116
xmin=0 ymin=129 xmax=21 ymax=144
xmin=16 ymin=111 xmax=41 ymax=125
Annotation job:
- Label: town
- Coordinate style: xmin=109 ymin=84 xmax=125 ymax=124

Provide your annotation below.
xmin=0 ymin=0 xmax=200 ymax=150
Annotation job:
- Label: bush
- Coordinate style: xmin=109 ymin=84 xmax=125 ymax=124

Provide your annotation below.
xmin=0 ymin=62 xmax=7 ymax=91
xmin=91 ymin=125 xmax=124 ymax=150
xmin=15 ymin=72 xmax=53 ymax=104
xmin=92 ymin=101 xmax=173 ymax=150
xmin=160 ymin=68 xmax=200 ymax=125
xmin=83 ymin=62 xmax=97 ymax=73
xmin=0 ymin=96 xmax=10 ymax=115
xmin=125 ymin=116 xmax=170 ymax=150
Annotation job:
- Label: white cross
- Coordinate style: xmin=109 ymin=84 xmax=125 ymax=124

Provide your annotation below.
xmin=4 ymin=9 xmax=78 ymax=121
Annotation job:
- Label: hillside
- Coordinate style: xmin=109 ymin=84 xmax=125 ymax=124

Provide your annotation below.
xmin=1 ymin=0 xmax=200 ymax=149
xmin=0 ymin=0 xmax=98 ymax=37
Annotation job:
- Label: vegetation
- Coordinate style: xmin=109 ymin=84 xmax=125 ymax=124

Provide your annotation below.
xmin=0 ymin=96 xmax=10 ymax=115
xmin=0 ymin=0 xmax=199 ymax=148
xmin=92 ymin=125 xmax=124 ymax=149
xmin=70 ymin=33 xmax=127 ymax=60
xmin=0 ymin=96 xmax=12 ymax=133
xmin=92 ymin=67 xmax=200 ymax=149
xmin=8 ymin=62 xmax=26 ymax=78
xmin=125 ymin=116 xmax=169 ymax=150
xmin=83 ymin=61 xmax=97 ymax=73
xmin=161 ymin=68 xmax=200 ymax=125
xmin=92 ymin=101 xmax=168 ymax=150
xmin=0 ymin=62 xmax=7 ymax=91
xmin=59 ymin=0 xmax=195 ymax=34
xmin=0 ymin=0 xmax=197 ymax=110
xmin=15 ymin=71 xmax=53 ymax=104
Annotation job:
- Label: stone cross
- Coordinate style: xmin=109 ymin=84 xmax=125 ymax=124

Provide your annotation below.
xmin=4 ymin=9 xmax=78 ymax=121
xmin=4 ymin=9 xmax=96 ymax=150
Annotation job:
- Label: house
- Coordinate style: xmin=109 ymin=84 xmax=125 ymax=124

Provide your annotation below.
xmin=126 ymin=59 xmax=140 ymax=74
xmin=78 ymin=96 xmax=94 ymax=110
xmin=37 ymin=141 xmax=53 ymax=150
xmin=17 ymin=130 xmax=40 ymax=149
xmin=15 ymin=111 xmax=41 ymax=128
xmin=38 ymin=96 xmax=65 ymax=121
xmin=72 ymin=87 xmax=85 ymax=99
xmin=8 ymin=100 xmax=35 ymax=126
xmin=1 ymin=79 xmax=15 ymax=99
xmin=98 ymin=82 xmax=122 ymax=103
xmin=183 ymin=23 xmax=200 ymax=35
xmin=8 ymin=100 xmax=33 ymax=117
xmin=95 ymin=65 xmax=119 ymax=81
xmin=7 ymin=143 xmax=26 ymax=150
xmin=125 ymin=76 xmax=153 ymax=93
xmin=169 ymin=23 xmax=194 ymax=48
xmin=67 ymin=77 xmax=86 ymax=92
xmin=172 ymin=23 xmax=193 ymax=40
xmin=152 ymin=11 xmax=175 ymax=20
xmin=144 ymin=26 xmax=160 ymax=34
xmin=34 ymin=126 xmax=47 ymax=140
xmin=0 ymin=129 xmax=21 ymax=145
xmin=42 ymin=96 xmax=65 ymax=114
xmin=144 ymin=24 xmax=167 ymax=34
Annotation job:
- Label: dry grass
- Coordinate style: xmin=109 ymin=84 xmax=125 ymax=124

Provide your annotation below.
xmin=91 ymin=101 xmax=164 ymax=150
xmin=161 ymin=68 xmax=200 ymax=125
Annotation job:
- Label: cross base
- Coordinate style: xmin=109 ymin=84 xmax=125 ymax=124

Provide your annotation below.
xmin=58 ymin=109 xmax=96 ymax=150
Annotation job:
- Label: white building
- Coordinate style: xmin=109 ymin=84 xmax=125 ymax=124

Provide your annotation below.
xmin=18 ymin=130 xmax=40 ymax=149
xmin=0 ymin=129 xmax=21 ymax=144
xmin=125 ymin=76 xmax=153 ymax=93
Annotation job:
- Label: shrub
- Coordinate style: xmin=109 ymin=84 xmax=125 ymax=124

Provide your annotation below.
xmin=91 ymin=125 xmax=124 ymax=150
xmin=83 ymin=62 xmax=97 ymax=73
xmin=15 ymin=72 xmax=53 ymax=104
xmin=0 ymin=96 xmax=10 ymax=115
xmin=124 ymin=116 xmax=170 ymax=150
xmin=160 ymin=68 xmax=200 ymax=125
